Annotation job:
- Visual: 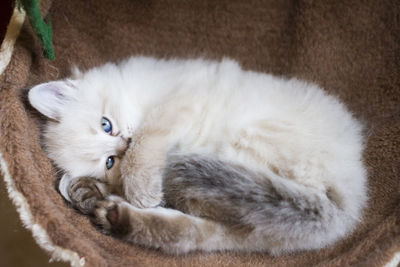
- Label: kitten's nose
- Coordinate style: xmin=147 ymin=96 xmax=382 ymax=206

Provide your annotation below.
xmin=116 ymin=136 xmax=131 ymax=156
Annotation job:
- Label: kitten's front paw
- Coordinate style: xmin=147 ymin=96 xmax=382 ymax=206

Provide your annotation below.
xmin=68 ymin=177 xmax=108 ymax=214
xmin=92 ymin=196 xmax=132 ymax=237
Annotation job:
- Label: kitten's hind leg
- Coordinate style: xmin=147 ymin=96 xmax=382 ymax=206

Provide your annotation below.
xmin=92 ymin=196 xmax=240 ymax=254
xmin=162 ymin=153 xmax=357 ymax=254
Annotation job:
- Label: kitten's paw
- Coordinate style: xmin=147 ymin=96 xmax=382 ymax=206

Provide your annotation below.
xmin=92 ymin=196 xmax=132 ymax=237
xmin=68 ymin=177 xmax=108 ymax=214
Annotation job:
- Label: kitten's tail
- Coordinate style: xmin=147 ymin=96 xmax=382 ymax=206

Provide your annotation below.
xmin=163 ymin=153 xmax=365 ymax=254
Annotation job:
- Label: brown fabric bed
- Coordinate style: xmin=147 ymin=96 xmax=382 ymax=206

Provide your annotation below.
xmin=0 ymin=0 xmax=399 ymax=266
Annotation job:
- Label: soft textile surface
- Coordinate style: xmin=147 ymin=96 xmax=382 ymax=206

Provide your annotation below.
xmin=0 ymin=0 xmax=399 ymax=266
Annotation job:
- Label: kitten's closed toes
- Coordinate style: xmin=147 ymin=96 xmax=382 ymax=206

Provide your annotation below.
xmin=68 ymin=177 xmax=108 ymax=214
xmin=92 ymin=196 xmax=132 ymax=237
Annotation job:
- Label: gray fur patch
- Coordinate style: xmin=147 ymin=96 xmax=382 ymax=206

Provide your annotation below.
xmin=163 ymin=153 xmax=341 ymax=233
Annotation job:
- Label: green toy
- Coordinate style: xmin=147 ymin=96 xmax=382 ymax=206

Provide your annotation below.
xmin=17 ymin=0 xmax=54 ymax=60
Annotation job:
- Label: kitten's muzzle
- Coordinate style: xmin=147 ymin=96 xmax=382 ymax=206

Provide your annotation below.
xmin=116 ymin=136 xmax=132 ymax=156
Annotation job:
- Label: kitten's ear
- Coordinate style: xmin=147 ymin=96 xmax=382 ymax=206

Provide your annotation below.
xmin=28 ymin=81 xmax=76 ymax=121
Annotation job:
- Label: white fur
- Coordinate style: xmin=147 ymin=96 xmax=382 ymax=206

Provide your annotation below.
xmin=29 ymin=56 xmax=367 ymax=253
xmin=58 ymin=174 xmax=73 ymax=202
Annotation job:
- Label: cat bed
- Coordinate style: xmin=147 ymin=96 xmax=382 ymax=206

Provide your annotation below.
xmin=0 ymin=0 xmax=399 ymax=266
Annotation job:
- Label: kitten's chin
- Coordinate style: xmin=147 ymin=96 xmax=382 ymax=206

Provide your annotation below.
xmin=59 ymin=173 xmax=73 ymax=202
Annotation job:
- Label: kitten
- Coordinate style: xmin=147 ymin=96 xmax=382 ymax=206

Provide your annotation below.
xmin=28 ymin=57 xmax=367 ymax=254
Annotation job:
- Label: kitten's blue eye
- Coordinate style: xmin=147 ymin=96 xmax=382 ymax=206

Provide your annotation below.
xmin=106 ymin=156 xmax=114 ymax=169
xmin=101 ymin=117 xmax=112 ymax=134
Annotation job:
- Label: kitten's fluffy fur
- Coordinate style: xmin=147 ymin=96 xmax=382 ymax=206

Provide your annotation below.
xmin=29 ymin=57 xmax=367 ymax=254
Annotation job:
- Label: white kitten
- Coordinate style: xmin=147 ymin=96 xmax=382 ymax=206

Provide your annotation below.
xmin=29 ymin=57 xmax=367 ymax=254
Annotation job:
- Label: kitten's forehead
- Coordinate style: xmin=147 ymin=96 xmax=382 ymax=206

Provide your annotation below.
xmin=69 ymin=80 xmax=125 ymax=123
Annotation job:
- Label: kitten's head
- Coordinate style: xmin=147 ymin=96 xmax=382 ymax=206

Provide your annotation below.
xmin=28 ymin=69 xmax=138 ymax=183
